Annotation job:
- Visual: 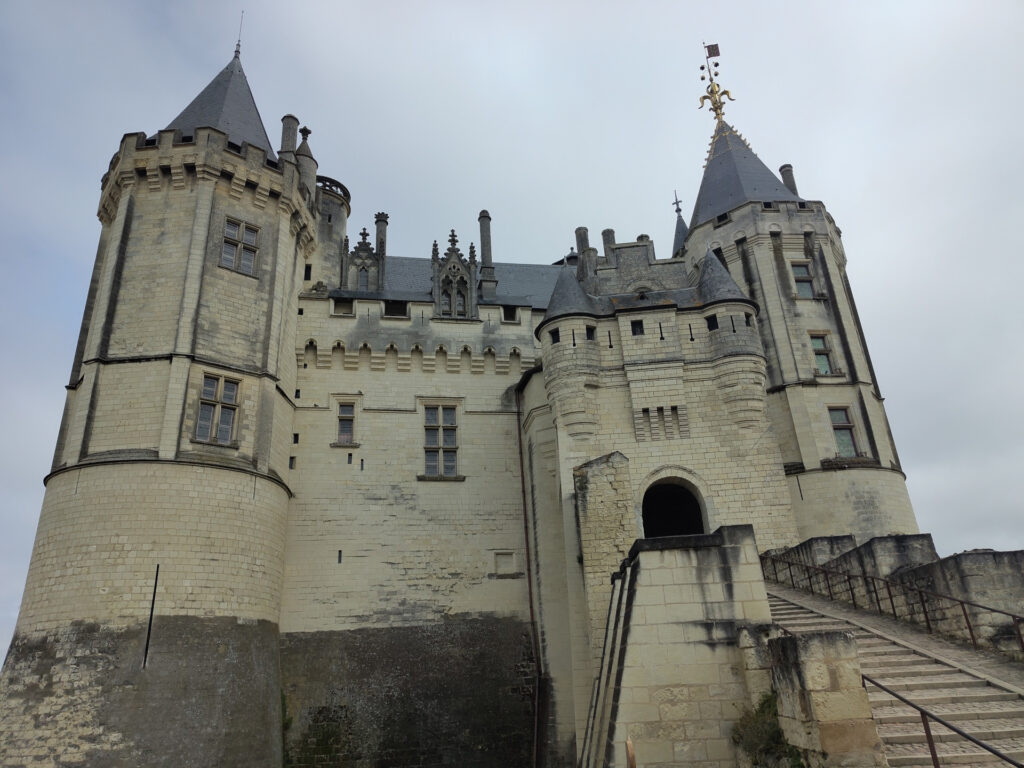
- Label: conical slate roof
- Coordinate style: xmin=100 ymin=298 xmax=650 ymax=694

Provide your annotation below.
xmin=542 ymin=266 xmax=601 ymax=325
xmin=690 ymin=121 xmax=798 ymax=228
xmin=671 ymin=211 xmax=688 ymax=257
xmin=698 ymin=248 xmax=750 ymax=305
xmin=165 ymin=51 xmax=276 ymax=160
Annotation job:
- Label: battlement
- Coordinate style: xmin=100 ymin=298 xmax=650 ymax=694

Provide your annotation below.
xmin=97 ymin=125 xmax=315 ymax=226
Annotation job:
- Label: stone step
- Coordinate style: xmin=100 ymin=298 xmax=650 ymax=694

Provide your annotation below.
xmin=872 ymin=701 xmax=1024 ymax=725
xmin=860 ymin=655 xmax=939 ymax=670
xmin=860 ymin=663 xmax=959 ymax=679
xmin=868 ymin=688 xmax=1019 ymax=707
xmin=883 ymin=736 xmax=1024 ymax=766
xmin=878 ymin=717 xmax=1024 ymax=745
xmin=865 ymin=674 xmax=987 ymax=694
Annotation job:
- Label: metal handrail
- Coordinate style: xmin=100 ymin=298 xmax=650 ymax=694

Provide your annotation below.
xmin=861 ymin=673 xmax=1024 ymax=767
xmin=760 ymin=553 xmax=1024 ymax=653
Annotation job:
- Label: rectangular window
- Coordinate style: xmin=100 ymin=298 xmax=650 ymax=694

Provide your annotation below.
xmin=337 ymin=403 xmax=355 ymax=444
xmin=829 ymin=407 xmax=857 ymax=458
xmin=333 ymin=298 xmax=354 ymax=315
xmin=549 ymin=328 xmax=560 ymax=344
xmin=791 ymin=263 xmax=814 ymax=299
xmin=222 ymin=219 xmax=258 ymax=276
xmin=585 ymin=325 xmax=596 ymax=341
xmin=383 ymin=300 xmax=408 ymax=317
xmin=424 ymin=405 xmax=458 ymax=477
xmin=631 ymin=320 xmax=645 ymax=336
xmin=706 ymin=314 xmax=719 ymax=331
xmin=196 ymin=374 xmax=238 ymax=445
xmin=502 ymin=305 xmax=518 ymax=322
xmin=811 ymin=335 xmax=833 ymax=375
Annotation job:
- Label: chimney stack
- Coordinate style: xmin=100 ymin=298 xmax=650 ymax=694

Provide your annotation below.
xmin=601 ymin=228 xmax=616 ymax=258
xmin=478 ymin=210 xmax=497 ymax=299
xmin=779 ymin=164 xmax=799 ymax=196
xmin=575 ymin=227 xmax=590 ymax=255
xmin=280 ymin=114 xmax=299 ymax=154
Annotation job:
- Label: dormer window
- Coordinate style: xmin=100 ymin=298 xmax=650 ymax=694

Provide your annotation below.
xmin=455 ymin=291 xmax=466 ymax=317
xmin=441 ymin=290 xmax=452 ymax=314
xmin=358 ymin=268 xmax=368 ymax=291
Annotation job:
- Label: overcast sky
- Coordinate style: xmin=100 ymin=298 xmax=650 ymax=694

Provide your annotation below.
xmin=1 ymin=1 xmax=1022 ymax=651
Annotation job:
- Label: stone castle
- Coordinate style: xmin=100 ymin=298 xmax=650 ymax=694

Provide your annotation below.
xmin=0 ymin=48 xmax=930 ymax=767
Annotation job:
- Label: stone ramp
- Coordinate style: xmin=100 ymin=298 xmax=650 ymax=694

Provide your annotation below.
xmin=768 ymin=590 xmax=1024 ymax=768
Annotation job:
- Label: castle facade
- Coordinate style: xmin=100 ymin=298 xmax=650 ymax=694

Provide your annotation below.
xmin=0 ymin=50 xmax=917 ymax=767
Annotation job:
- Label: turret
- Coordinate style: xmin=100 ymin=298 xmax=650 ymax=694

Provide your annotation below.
xmin=295 ymin=126 xmax=318 ymax=197
xmin=681 ymin=54 xmax=916 ymax=544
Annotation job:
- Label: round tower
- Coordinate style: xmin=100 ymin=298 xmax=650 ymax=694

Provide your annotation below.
xmin=682 ymin=86 xmax=917 ymax=544
xmin=0 ymin=54 xmax=319 ymax=766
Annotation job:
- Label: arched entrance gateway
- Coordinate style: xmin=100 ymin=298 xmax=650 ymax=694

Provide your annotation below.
xmin=642 ymin=482 xmax=705 ymax=538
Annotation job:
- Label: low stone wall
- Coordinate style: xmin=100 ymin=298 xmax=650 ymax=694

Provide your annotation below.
xmin=767 ymin=535 xmax=1024 ymax=661
xmin=891 ymin=550 xmax=1024 ymax=660
xmin=581 ymin=525 xmax=771 ymax=768
xmin=783 ymin=536 xmax=856 ymax=568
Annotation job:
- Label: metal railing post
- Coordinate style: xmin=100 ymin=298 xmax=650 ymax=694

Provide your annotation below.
xmin=960 ymin=601 xmax=978 ymax=649
xmin=919 ymin=589 xmax=933 ymax=633
xmin=920 ymin=711 xmax=940 ymax=768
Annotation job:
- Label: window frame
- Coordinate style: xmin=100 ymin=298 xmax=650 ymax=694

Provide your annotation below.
xmin=329 ymin=395 xmax=362 ymax=448
xmin=195 ymin=374 xmax=239 ymax=446
xmin=337 ymin=402 xmax=356 ymax=445
xmin=791 ymin=262 xmax=814 ymax=299
xmin=221 ymin=219 xmax=259 ymax=277
xmin=811 ymin=334 xmax=835 ymax=375
xmin=631 ymin=319 xmax=645 ymax=336
xmin=420 ymin=403 xmax=462 ymax=480
xmin=828 ymin=407 xmax=858 ymax=458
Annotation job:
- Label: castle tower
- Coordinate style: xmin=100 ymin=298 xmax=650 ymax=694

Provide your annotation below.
xmin=683 ymin=58 xmax=916 ymax=542
xmin=523 ymin=229 xmax=799 ymax=743
xmin=0 ymin=51 xmax=323 ymax=766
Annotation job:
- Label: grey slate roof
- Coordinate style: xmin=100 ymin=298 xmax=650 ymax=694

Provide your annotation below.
xmin=165 ymin=52 xmax=276 ymax=160
xmin=329 ymin=256 xmax=563 ymax=308
xmin=672 ymin=212 xmax=688 ymax=257
xmin=698 ymin=250 xmax=750 ymax=304
xmin=542 ymin=267 xmax=605 ymax=324
xmin=690 ymin=121 xmax=799 ymax=228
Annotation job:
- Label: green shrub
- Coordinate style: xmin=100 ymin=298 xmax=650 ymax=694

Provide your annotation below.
xmin=732 ymin=693 xmax=803 ymax=768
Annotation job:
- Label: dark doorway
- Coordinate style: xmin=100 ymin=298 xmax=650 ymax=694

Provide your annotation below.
xmin=642 ymin=483 xmax=704 ymax=538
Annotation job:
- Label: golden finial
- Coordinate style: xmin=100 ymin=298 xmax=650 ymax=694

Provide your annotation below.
xmin=697 ymin=43 xmax=735 ymax=121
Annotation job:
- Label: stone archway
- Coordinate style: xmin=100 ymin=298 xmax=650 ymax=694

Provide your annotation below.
xmin=641 ymin=481 xmax=705 ymax=538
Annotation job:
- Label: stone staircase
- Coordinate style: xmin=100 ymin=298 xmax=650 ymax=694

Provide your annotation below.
xmin=768 ymin=593 xmax=1024 ymax=767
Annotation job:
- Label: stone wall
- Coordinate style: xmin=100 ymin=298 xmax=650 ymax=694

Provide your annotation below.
xmin=581 ymin=525 xmax=771 ymax=768
xmin=280 ymin=616 xmax=539 ymax=768
xmin=891 ymin=550 xmax=1024 ymax=660
xmin=769 ymin=631 xmax=885 ymax=768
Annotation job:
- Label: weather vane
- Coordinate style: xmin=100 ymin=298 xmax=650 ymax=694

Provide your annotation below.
xmin=698 ymin=43 xmax=735 ymax=121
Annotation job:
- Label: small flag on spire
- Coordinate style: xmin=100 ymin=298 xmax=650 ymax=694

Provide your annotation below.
xmin=705 ymin=43 xmax=720 ymax=58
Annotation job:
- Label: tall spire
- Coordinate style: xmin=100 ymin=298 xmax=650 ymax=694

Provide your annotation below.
xmin=689 ymin=47 xmax=799 ymax=228
xmin=165 ymin=51 xmax=276 ymax=160
xmin=671 ymin=191 xmax=688 ymax=258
